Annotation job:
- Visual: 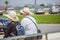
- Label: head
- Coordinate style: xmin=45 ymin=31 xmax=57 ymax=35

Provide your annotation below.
xmin=4 ymin=11 xmax=19 ymax=21
xmin=20 ymin=7 xmax=33 ymax=17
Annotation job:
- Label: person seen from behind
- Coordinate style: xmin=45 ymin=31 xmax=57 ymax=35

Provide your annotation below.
xmin=20 ymin=7 xmax=38 ymax=40
xmin=3 ymin=11 xmax=19 ymax=38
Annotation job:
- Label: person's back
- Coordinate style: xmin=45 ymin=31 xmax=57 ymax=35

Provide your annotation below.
xmin=4 ymin=21 xmax=17 ymax=38
xmin=3 ymin=11 xmax=19 ymax=38
xmin=21 ymin=15 xmax=37 ymax=35
xmin=20 ymin=7 xmax=38 ymax=40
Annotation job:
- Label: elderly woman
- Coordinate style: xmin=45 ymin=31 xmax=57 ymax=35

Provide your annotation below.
xmin=3 ymin=11 xmax=19 ymax=38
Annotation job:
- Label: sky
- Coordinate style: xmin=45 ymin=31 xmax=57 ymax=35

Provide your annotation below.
xmin=0 ymin=0 xmax=60 ymax=6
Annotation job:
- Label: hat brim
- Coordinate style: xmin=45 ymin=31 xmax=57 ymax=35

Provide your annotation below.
xmin=20 ymin=10 xmax=24 ymax=14
xmin=20 ymin=10 xmax=34 ymax=15
xmin=4 ymin=14 xmax=18 ymax=21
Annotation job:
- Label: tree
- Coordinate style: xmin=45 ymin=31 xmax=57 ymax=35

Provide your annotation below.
xmin=5 ymin=0 xmax=9 ymax=11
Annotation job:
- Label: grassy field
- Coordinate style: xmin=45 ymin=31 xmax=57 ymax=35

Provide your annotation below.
xmin=0 ymin=14 xmax=60 ymax=24
xmin=19 ymin=14 xmax=60 ymax=24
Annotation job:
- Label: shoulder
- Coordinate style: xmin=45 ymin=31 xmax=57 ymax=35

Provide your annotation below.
xmin=21 ymin=18 xmax=29 ymax=23
xmin=21 ymin=17 xmax=31 ymax=26
xmin=27 ymin=16 xmax=37 ymax=23
xmin=8 ymin=22 xmax=16 ymax=26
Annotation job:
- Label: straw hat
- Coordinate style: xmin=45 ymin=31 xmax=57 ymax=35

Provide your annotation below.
xmin=4 ymin=11 xmax=19 ymax=21
xmin=20 ymin=7 xmax=34 ymax=15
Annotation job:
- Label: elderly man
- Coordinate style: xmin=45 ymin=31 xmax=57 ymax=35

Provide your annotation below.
xmin=20 ymin=7 xmax=38 ymax=40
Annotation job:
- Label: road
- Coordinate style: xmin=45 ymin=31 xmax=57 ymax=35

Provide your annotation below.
xmin=37 ymin=24 xmax=60 ymax=40
xmin=37 ymin=24 xmax=60 ymax=33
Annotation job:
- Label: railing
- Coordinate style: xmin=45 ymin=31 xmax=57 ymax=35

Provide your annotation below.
xmin=0 ymin=24 xmax=60 ymax=40
xmin=0 ymin=31 xmax=60 ymax=40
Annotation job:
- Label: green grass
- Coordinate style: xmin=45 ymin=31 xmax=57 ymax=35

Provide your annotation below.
xmin=0 ymin=14 xmax=60 ymax=24
xmin=33 ymin=14 xmax=60 ymax=24
xmin=19 ymin=14 xmax=60 ymax=24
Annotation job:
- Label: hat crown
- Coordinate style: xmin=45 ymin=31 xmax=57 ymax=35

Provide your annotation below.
xmin=8 ymin=11 xmax=16 ymax=17
xmin=23 ymin=7 xmax=30 ymax=13
xmin=20 ymin=7 xmax=34 ymax=15
xmin=4 ymin=11 xmax=19 ymax=21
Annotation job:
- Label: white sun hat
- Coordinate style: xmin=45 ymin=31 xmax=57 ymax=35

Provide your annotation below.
xmin=20 ymin=7 xmax=34 ymax=15
xmin=4 ymin=11 xmax=19 ymax=21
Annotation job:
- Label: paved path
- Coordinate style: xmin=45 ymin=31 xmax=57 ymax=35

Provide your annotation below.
xmin=38 ymin=24 xmax=60 ymax=40
xmin=0 ymin=35 xmax=4 ymax=38
xmin=49 ymin=37 xmax=60 ymax=40
xmin=37 ymin=24 xmax=60 ymax=33
xmin=42 ymin=32 xmax=60 ymax=40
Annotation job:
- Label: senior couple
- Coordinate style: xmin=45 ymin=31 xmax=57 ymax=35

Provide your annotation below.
xmin=3 ymin=7 xmax=42 ymax=40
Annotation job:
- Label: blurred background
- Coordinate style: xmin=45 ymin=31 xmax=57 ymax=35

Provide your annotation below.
xmin=0 ymin=0 xmax=60 ymax=40
xmin=0 ymin=0 xmax=60 ymax=23
xmin=0 ymin=0 xmax=60 ymax=15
